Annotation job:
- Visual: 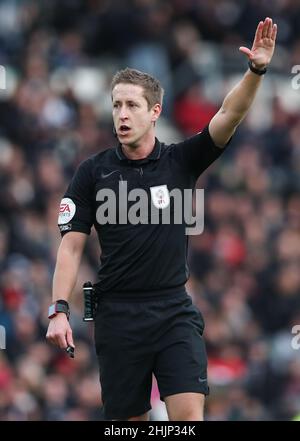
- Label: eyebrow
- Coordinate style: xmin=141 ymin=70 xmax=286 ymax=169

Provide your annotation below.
xmin=112 ymin=100 xmax=141 ymax=106
xmin=113 ymin=99 xmax=139 ymax=104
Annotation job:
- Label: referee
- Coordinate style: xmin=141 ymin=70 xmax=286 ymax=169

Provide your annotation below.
xmin=46 ymin=18 xmax=277 ymax=421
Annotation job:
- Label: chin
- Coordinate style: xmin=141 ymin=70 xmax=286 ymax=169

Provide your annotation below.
xmin=123 ymin=137 xmax=140 ymax=148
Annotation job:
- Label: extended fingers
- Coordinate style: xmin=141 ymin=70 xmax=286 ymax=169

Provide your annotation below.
xmin=262 ymin=18 xmax=269 ymax=38
xmin=261 ymin=17 xmax=277 ymax=40
xmin=254 ymin=20 xmax=264 ymax=43
xmin=271 ymin=23 xmax=278 ymax=41
xmin=267 ymin=17 xmax=273 ymax=37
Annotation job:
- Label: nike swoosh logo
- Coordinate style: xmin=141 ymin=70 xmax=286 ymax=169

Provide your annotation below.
xmin=101 ymin=170 xmax=120 ymax=179
xmin=198 ymin=378 xmax=207 ymax=383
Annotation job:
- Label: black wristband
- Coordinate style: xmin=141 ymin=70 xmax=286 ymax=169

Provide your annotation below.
xmin=248 ymin=61 xmax=267 ymax=76
xmin=48 ymin=300 xmax=70 ymax=320
xmin=56 ymin=299 xmax=69 ymax=307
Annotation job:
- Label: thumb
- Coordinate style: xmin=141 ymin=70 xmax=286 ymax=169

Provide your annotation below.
xmin=66 ymin=328 xmax=75 ymax=348
xmin=239 ymin=46 xmax=253 ymax=59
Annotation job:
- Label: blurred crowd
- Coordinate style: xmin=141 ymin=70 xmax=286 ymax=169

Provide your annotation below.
xmin=0 ymin=0 xmax=300 ymax=421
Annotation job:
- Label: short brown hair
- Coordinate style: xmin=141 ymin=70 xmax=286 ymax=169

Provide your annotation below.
xmin=111 ymin=67 xmax=164 ymax=109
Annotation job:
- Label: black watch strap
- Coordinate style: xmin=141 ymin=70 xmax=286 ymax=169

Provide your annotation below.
xmin=48 ymin=300 xmax=70 ymax=320
xmin=56 ymin=300 xmax=69 ymax=307
xmin=248 ymin=60 xmax=267 ymax=76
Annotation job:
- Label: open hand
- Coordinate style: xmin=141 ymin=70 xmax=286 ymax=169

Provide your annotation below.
xmin=239 ymin=17 xmax=277 ymax=69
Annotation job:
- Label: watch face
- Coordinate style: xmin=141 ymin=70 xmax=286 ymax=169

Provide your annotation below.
xmin=48 ymin=304 xmax=56 ymax=317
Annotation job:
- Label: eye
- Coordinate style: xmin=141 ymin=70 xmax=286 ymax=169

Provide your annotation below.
xmin=113 ymin=103 xmax=119 ymax=109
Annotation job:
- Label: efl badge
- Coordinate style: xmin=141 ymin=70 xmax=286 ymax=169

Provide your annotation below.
xmin=58 ymin=198 xmax=76 ymax=224
xmin=150 ymin=185 xmax=170 ymax=209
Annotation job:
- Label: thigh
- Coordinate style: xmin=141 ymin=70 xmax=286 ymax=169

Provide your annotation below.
xmin=153 ymin=298 xmax=209 ymax=401
xmin=97 ymin=347 xmax=153 ymax=420
xmin=94 ymin=301 xmax=154 ymax=420
xmin=127 ymin=412 xmax=150 ymax=421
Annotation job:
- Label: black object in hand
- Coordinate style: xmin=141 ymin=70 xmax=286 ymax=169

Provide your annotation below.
xmin=66 ymin=345 xmax=75 ymax=358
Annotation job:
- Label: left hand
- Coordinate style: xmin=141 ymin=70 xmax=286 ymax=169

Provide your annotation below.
xmin=239 ymin=17 xmax=277 ymax=69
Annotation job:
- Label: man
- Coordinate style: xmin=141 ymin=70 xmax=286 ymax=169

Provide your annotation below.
xmin=46 ymin=18 xmax=277 ymax=421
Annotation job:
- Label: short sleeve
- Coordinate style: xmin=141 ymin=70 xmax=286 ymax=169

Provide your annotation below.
xmin=172 ymin=125 xmax=231 ymax=179
xmin=58 ymin=159 xmax=94 ymax=236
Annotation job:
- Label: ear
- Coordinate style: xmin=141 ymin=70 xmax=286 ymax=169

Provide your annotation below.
xmin=151 ymin=103 xmax=162 ymax=122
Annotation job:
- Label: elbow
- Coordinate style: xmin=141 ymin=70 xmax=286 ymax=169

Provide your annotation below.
xmin=224 ymin=109 xmax=245 ymax=128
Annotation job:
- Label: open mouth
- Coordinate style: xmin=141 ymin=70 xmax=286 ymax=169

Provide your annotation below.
xmin=119 ymin=125 xmax=131 ymax=135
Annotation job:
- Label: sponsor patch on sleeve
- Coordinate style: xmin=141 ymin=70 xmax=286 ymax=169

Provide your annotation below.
xmin=59 ymin=223 xmax=72 ymax=232
xmin=58 ymin=198 xmax=76 ymax=225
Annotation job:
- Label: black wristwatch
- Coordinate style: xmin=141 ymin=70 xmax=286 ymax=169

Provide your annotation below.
xmin=48 ymin=300 xmax=70 ymax=320
xmin=248 ymin=60 xmax=267 ymax=76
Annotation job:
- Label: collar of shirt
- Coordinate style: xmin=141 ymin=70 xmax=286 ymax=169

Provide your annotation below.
xmin=115 ymin=138 xmax=161 ymax=165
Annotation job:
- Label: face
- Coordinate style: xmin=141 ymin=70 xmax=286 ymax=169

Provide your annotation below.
xmin=112 ymin=83 xmax=161 ymax=148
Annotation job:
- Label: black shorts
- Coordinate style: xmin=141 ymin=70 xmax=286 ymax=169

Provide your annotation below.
xmin=94 ymin=291 xmax=209 ymax=420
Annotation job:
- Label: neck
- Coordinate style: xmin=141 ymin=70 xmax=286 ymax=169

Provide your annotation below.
xmin=121 ymin=132 xmax=156 ymax=160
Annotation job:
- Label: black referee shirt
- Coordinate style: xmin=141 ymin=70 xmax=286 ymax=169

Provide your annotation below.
xmin=58 ymin=126 xmax=228 ymax=298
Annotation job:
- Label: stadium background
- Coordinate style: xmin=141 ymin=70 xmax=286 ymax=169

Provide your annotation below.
xmin=0 ymin=0 xmax=300 ymax=421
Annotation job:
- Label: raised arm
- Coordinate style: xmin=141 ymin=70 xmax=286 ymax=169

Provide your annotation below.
xmin=209 ymin=17 xmax=277 ymax=147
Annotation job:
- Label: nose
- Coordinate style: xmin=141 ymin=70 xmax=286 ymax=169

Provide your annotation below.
xmin=119 ymin=105 xmax=128 ymax=120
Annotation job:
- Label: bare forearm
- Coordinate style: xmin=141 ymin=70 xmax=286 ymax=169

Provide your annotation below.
xmin=221 ymin=69 xmax=263 ymax=125
xmin=209 ymin=69 xmax=264 ymax=147
xmin=52 ymin=233 xmax=87 ymax=302
xmin=52 ymin=246 xmax=82 ymax=302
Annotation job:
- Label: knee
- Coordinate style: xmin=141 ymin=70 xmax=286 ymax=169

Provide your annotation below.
xmin=169 ymin=409 xmax=204 ymax=421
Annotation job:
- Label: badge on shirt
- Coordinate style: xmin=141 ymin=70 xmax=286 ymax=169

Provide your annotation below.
xmin=58 ymin=198 xmax=76 ymax=224
xmin=150 ymin=185 xmax=170 ymax=209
